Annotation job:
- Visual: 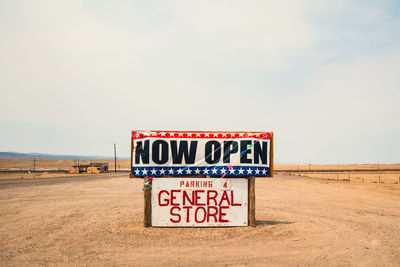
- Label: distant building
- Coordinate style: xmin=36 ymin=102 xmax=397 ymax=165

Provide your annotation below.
xmin=70 ymin=162 xmax=109 ymax=174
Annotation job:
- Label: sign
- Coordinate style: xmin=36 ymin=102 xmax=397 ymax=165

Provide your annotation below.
xmin=132 ymin=131 xmax=272 ymax=177
xmin=151 ymin=178 xmax=248 ymax=227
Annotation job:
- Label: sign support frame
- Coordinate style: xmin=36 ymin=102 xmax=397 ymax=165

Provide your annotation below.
xmin=248 ymin=176 xmax=256 ymax=227
xmin=144 ymin=177 xmax=152 ymax=227
xmin=130 ymin=137 xmax=134 ymax=178
xmin=131 ymin=130 xmax=273 ymax=228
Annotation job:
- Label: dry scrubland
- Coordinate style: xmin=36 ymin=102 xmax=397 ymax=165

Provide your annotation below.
xmin=1 ymin=158 xmax=399 ymax=172
xmin=300 ymin=172 xmax=400 ymax=185
xmin=0 ymin=173 xmax=399 ymax=266
xmin=0 ymin=158 xmax=131 ymax=171
xmin=1 ymin=159 xmax=400 ymax=185
xmin=277 ymin=163 xmax=400 ymax=170
xmin=0 ymin=172 xmax=93 ymax=179
xmin=279 ymin=164 xmax=400 ymax=185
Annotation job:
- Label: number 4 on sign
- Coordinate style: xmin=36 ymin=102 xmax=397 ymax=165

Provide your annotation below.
xmin=221 ymin=179 xmax=232 ymax=191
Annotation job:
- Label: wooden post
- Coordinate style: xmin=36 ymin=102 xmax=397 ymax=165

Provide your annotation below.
xmin=144 ymin=177 xmax=152 ymax=227
xmin=114 ymin=143 xmax=117 ymax=173
xmin=248 ymin=176 xmax=256 ymax=227
xmin=269 ymin=132 xmax=274 ymax=177
xmin=130 ymin=134 xmax=134 ymax=178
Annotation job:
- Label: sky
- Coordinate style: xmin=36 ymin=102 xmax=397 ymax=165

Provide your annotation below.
xmin=0 ymin=0 xmax=399 ymax=164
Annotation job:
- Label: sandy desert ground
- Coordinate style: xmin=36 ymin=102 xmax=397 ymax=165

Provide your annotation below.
xmin=0 ymin=173 xmax=399 ymax=266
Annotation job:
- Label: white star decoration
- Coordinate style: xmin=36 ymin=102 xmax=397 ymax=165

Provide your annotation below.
xmin=160 ymin=168 xmax=166 ymax=175
xmin=168 ymin=169 xmax=174 ymax=174
xmin=221 ymin=168 xmax=226 ymax=174
xmin=185 ymin=168 xmax=192 ymax=174
xmin=247 ymin=168 xmax=253 ymax=174
xmin=203 ymin=169 xmax=209 ymax=174
xmin=177 ymin=168 xmax=183 ymax=174
xmin=142 ymin=169 xmax=148 ymax=175
xmin=255 ymin=168 xmax=260 ymax=175
xmin=212 ymin=168 xmax=218 ymax=174
xmin=134 ymin=169 xmax=140 ymax=175
xmin=151 ymin=168 xmax=157 ymax=175
xmin=262 ymin=168 xmax=267 ymax=175
xmin=238 ymin=168 xmax=244 ymax=174
xmin=194 ymin=168 xmax=201 ymax=174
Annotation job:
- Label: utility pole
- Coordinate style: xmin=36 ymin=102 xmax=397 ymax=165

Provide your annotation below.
xmin=33 ymin=158 xmax=36 ymax=172
xmin=114 ymin=143 xmax=117 ymax=173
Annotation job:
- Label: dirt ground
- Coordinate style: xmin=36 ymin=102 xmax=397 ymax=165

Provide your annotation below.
xmin=0 ymin=174 xmax=399 ymax=266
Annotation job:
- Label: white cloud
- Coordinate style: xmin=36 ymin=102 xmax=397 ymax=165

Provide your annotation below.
xmin=0 ymin=0 xmax=399 ymax=162
xmin=277 ymin=48 xmax=400 ymax=163
xmin=0 ymin=0 xmax=316 ymax=155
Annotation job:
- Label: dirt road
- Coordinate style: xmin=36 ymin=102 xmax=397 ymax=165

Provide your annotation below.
xmin=0 ymin=173 xmax=119 ymax=187
xmin=0 ymin=174 xmax=399 ymax=266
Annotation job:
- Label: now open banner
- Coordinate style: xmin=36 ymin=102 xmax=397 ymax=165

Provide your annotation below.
xmin=151 ymin=178 xmax=248 ymax=227
xmin=132 ymin=131 xmax=271 ymax=177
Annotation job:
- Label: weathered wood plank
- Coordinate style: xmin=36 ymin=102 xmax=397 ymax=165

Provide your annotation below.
xmin=248 ymin=176 xmax=256 ymax=227
xmin=144 ymin=177 xmax=152 ymax=227
xmin=130 ymin=137 xmax=134 ymax=178
xmin=270 ymin=132 xmax=274 ymax=177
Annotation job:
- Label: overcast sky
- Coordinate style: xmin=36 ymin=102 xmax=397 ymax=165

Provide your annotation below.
xmin=1 ymin=0 xmax=399 ymax=164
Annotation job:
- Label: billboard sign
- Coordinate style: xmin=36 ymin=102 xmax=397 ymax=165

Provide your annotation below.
xmin=151 ymin=177 xmax=248 ymax=227
xmin=132 ymin=131 xmax=272 ymax=177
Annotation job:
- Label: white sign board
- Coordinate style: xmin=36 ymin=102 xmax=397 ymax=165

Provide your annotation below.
xmin=151 ymin=178 xmax=248 ymax=227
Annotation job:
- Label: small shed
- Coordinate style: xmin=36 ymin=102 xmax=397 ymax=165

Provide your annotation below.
xmin=70 ymin=162 xmax=109 ymax=174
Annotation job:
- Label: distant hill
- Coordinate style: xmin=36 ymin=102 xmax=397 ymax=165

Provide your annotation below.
xmin=0 ymin=152 xmax=128 ymax=159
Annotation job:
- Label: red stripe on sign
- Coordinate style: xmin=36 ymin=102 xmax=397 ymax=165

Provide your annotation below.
xmin=131 ymin=131 xmax=271 ymax=140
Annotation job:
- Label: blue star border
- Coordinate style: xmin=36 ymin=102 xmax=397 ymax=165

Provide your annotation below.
xmin=132 ymin=166 xmax=270 ymax=177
